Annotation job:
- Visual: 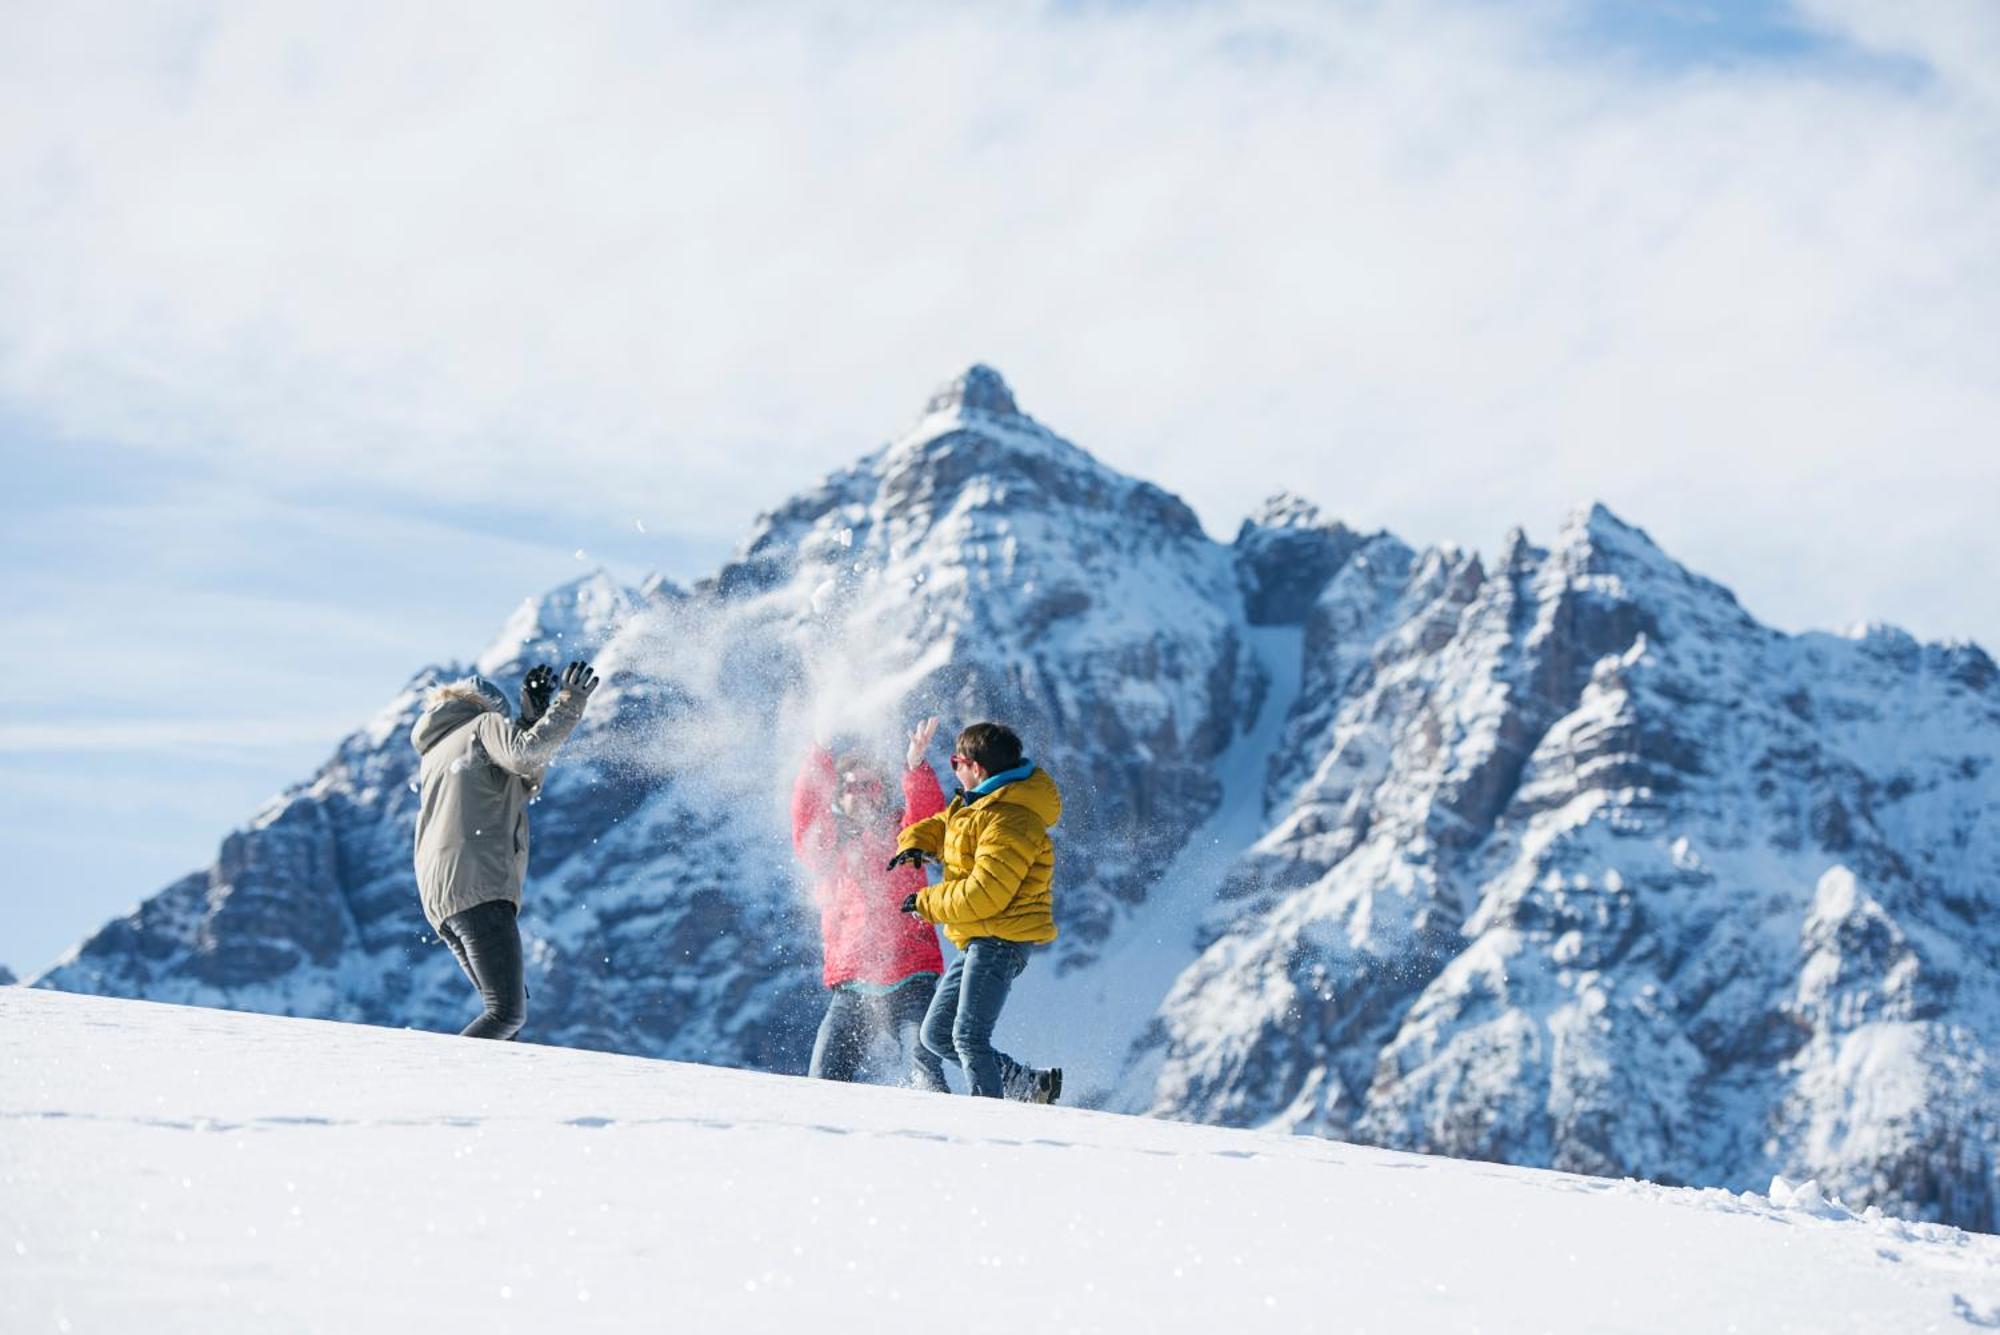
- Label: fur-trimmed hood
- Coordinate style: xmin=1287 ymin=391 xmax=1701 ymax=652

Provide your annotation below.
xmin=411 ymin=678 xmax=508 ymax=756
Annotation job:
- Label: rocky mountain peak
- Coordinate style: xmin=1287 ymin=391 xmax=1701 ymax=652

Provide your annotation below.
xmin=713 ymin=368 xmax=1207 ymax=601
xmin=874 ymin=368 xmax=1205 ymax=553
xmin=1245 ymin=491 xmax=1329 ymax=531
xmin=477 ymin=569 xmax=636 ymax=677
xmin=636 ymin=571 xmax=686 ymax=605
xmin=1553 ymin=502 xmax=1671 ymax=571
xmin=1542 ymin=503 xmax=1753 ymax=644
xmin=1234 ymin=492 xmax=1372 ymax=627
xmin=922 ymin=363 xmax=1020 ymax=421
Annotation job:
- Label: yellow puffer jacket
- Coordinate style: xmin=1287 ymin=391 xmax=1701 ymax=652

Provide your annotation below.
xmin=897 ymin=766 xmax=1061 ymax=949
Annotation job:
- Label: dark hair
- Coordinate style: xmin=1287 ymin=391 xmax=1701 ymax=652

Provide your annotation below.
xmin=955 ymin=722 xmax=1023 ymax=774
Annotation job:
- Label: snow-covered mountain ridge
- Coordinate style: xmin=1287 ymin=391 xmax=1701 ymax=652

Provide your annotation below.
xmin=37 ymin=366 xmax=2000 ymax=1231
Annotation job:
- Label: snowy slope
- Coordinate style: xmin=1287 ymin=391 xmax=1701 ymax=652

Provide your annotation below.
xmin=6 ymin=988 xmax=1998 ymax=1335
xmin=32 ymin=366 xmax=2000 ymax=1232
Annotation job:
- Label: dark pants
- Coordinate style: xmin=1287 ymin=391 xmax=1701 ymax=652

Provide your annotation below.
xmin=809 ymin=974 xmax=948 ymax=1091
xmin=439 ymin=900 xmax=526 ymax=1040
xmin=920 ymin=938 xmax=1030 ymax=1098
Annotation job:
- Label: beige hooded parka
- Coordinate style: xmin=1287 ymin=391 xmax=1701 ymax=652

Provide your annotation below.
xmin=410 ymin=679 xmax=590 ymax=930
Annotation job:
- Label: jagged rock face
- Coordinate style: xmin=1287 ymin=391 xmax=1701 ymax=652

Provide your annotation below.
xmin=1234 ymin=493 xmax=1371 ymax=627
xmin=924 ymin=363 xmax=1019 ymax=419
xmin=1134 ymin=505 xmax=2000 ymax=1231
xmin=34 ymin=374 xmax=2000 ymax=1231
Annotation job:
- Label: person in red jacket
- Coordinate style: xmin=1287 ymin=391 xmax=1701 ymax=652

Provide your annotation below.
xmin=793 ymin=716 xmax=949 ymax=1090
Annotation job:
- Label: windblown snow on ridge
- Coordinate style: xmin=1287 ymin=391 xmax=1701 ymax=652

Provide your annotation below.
xmin=5 ymin=988 xmax=1998 ymax=1334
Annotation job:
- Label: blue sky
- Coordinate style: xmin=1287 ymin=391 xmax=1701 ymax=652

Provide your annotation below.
xmin=3 ymin=0 xmax=1998 ymax=973
xmin=1568 ymin=0 xmax=1822 ymax=63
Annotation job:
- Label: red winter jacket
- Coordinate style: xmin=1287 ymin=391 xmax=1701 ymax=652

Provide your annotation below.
xmin=791 ymin=746 xmax=947 ymax=989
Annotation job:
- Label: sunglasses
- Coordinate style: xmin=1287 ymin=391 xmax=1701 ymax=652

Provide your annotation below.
xmin=839 ymin=772 xmax=885 ymax=795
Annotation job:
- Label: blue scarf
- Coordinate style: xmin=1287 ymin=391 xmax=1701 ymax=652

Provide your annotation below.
xmin=966 ymin=761 xmax=1035 ymax=799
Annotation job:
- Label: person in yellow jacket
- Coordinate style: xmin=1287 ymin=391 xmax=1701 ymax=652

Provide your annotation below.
xmin=888 ymin=720 xmax=1062 ymax=1102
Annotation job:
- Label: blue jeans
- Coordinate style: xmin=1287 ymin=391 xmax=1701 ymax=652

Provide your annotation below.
xmin=809 ymin=975 xmax=948 ymax=1091
xmin=920 ymin=938 xmax=1030 ymax=1098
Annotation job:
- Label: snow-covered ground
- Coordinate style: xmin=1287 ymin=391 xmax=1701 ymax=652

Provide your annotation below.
xmin=5 ymin=989 xmax=1997 ymax=1334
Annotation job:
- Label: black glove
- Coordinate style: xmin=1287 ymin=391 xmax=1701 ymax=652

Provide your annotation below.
xmin=886 ymin=848 xmax=926 ymax=873
xmin=519 ymin=665 xmax=556 ymax=728
xmin=901 ymin=893 xmax=921 ymax=915
xmin=561 ymin=660 xmax=600 ymax=697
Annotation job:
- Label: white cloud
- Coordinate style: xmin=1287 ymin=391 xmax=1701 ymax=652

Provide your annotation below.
xmin=1 ymin=0 xmax=1997 ymax=643
xmin=1797 ymin=0 xmax=2000 ymax=110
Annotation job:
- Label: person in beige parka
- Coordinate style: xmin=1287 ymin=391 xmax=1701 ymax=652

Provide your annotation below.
xmin=411 ymin=660 xmax=599 ymax=1038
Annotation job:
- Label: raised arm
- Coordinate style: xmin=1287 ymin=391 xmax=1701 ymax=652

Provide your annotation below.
xmin=901 ymin=761 xmax=946 ymax=829
xmin=791 ymin=743 xmax=838 ymax=868
xmin=898 ymin=715 xmax=946 ymax=829
xmin=475 ymin=662 xmax=598 ymax=780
